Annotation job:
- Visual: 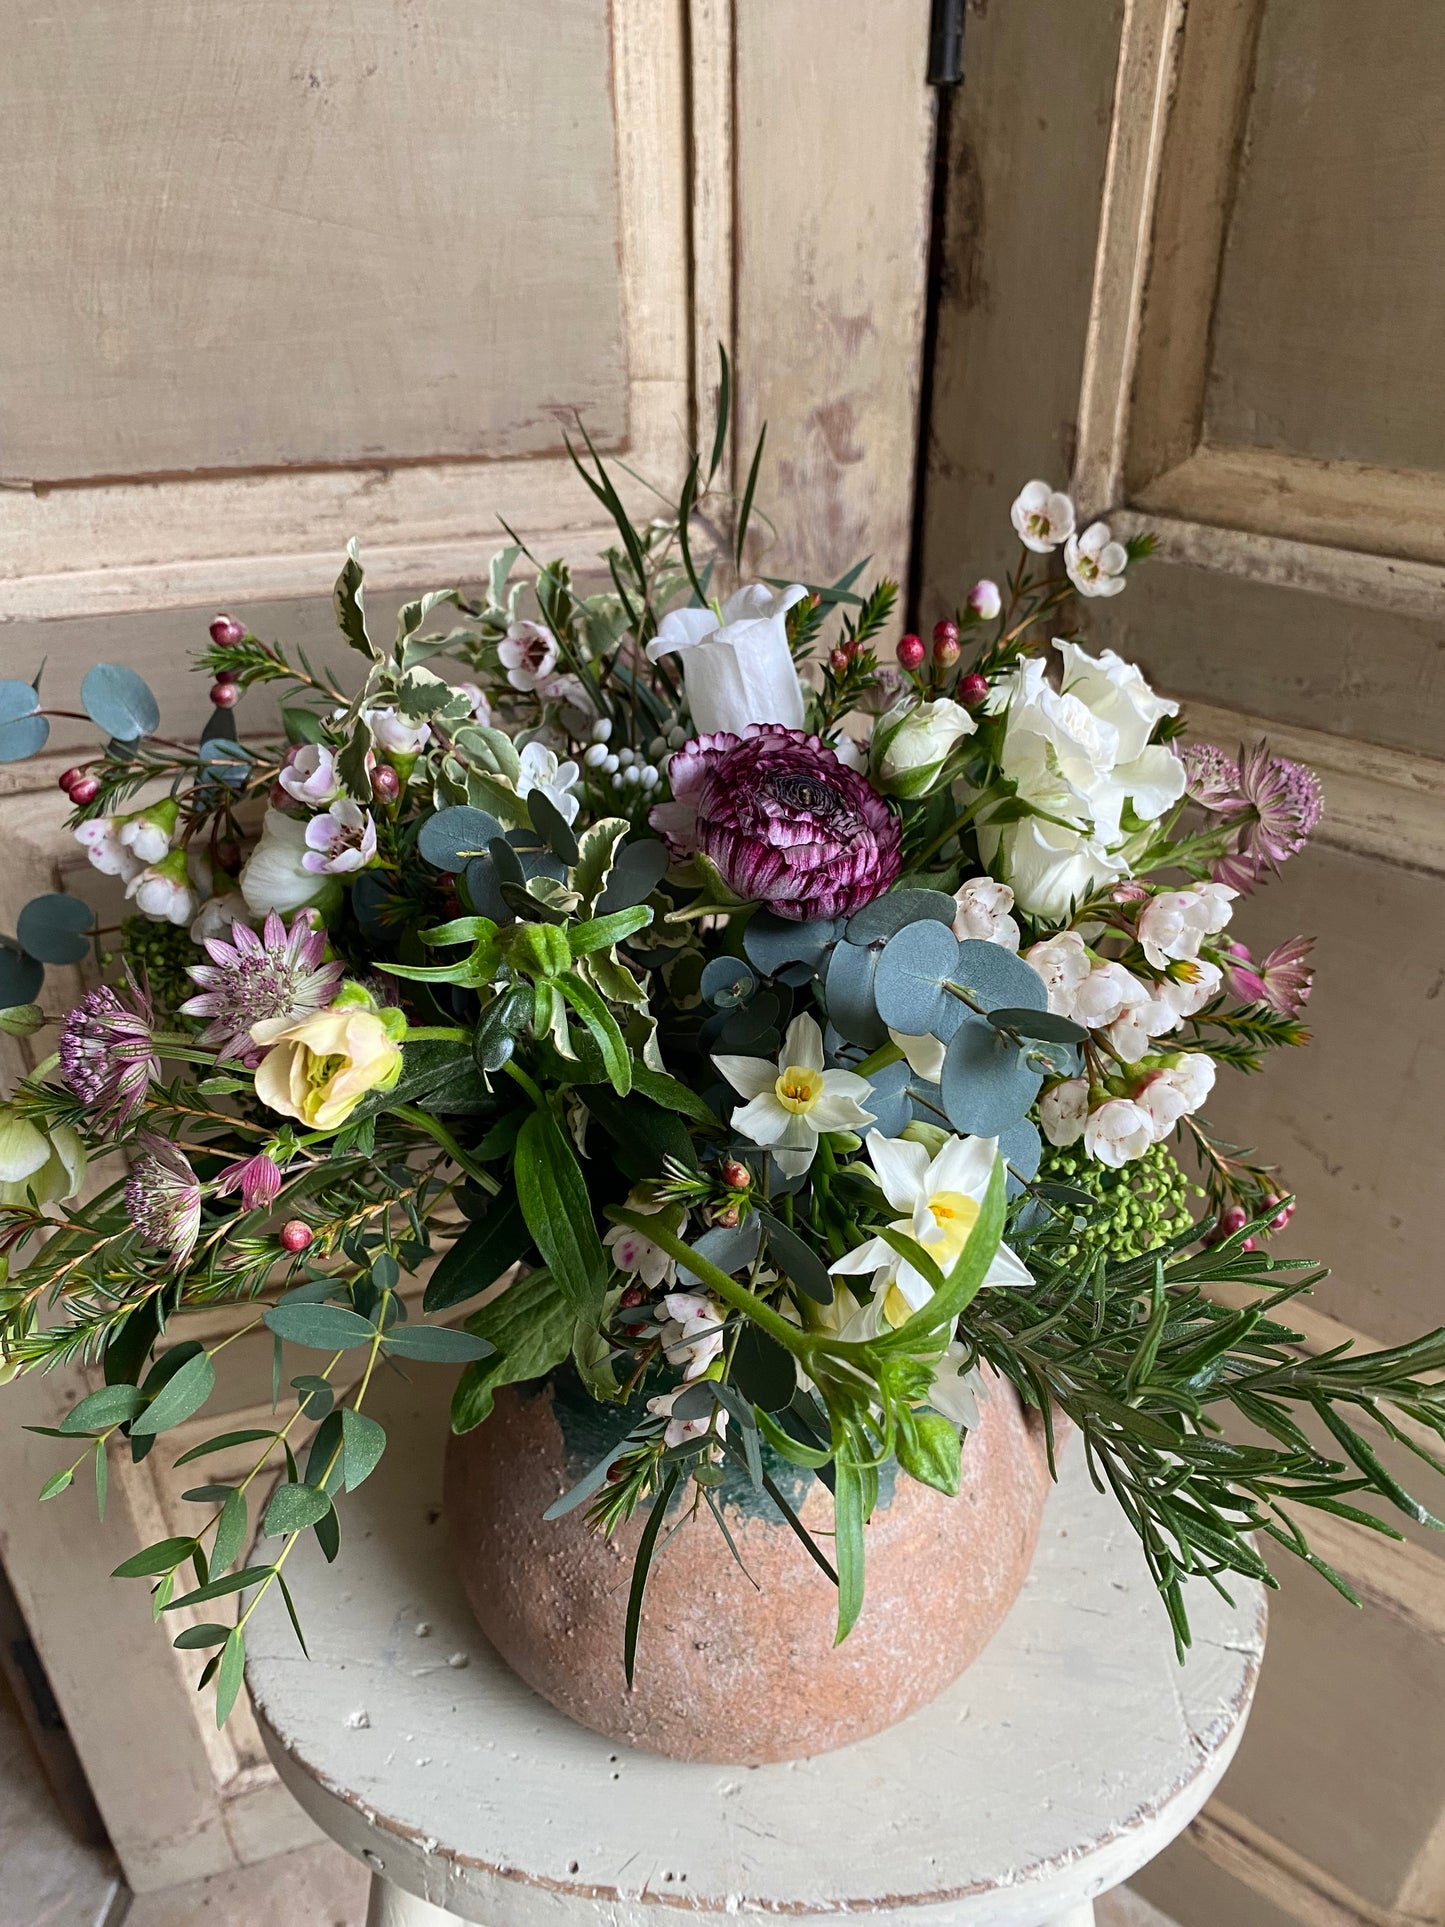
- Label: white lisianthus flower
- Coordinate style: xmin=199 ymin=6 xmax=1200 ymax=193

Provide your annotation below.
xmin=278 ymin=743 xmax=344 ymax=806
xmin=240 ymin=810 xmax=332 ymax=917
xmin=952 ymin=877 xmax=1020 ymax=949
xmin=714 ymin=1013 xmax=873 ymax=1179
xmin=656 ymin=1290 xmax=728 ymax=1380
xmin=873 ymin=696 xmax=976 ymax=799
xmin=498 ymin=620 xmax=560 ymax=693
xmin=887 ymin=1028 xmax=946 ymax=1084
xmin=1136 ymin=1054 xmax=1216 ymax=1140
xmin=980 ymin=816 xmax=1125 ymax=922
xmin=1138 ymin=883 xmax=1237 ymax=968
xmin=1011 ymin=480 xmax=1076 ymax=554
xmin=645 ymin=583 xmax=807 ymax=737
xmin=516 ymin=740 xmax=582 ymax=828
xmin=1084 ymin=1098 xmax=1154 ymax=1168
xmin=1039 ymin=1078 xmax=1089 ymax=1148
xmin=75 ymin=817 xmax=142 ymax=883
xmin=125 ymin=851 xmax=197 ymax=925
xmin=1064 ymin=521 xmax=1128 ymax=598
xmin=830 ymin=1130 xmax=1031 ymax=1325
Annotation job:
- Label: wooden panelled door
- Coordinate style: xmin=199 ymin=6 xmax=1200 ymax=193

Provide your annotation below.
xmin=921 ymin=4 xmax=1445 ymax=1925
xmin=0 ymin=0 xmax=936 ymax=1897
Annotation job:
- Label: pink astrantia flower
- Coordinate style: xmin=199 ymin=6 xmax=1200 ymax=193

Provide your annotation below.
xmin=125 ymin=1135 xmax=202 ymax=1259
xmin=1213 ymin=745 xmax=1323 ymax=893
xmin=649 ymin=726 xmax=901 ymax=922
xmin=1180 ymin=742 xmax=1243 ymax=812
xmin=301 ymin=799 xmax=377 ymax=876
xmin=1221 ymin=935 xmax=1315 ymax=1018
xmin=57 ymin=972 xmax=160 ymax=1128
xmin=214 ymin=1149 xmax=285 ymax=1212
xmin=180 ymin=910 xmax=344 ymax=1061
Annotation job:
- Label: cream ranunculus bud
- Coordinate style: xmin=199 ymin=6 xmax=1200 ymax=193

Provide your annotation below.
xmin=251 ymin=1001 xmax=405 ymax=1131
xmin=240 ymin=810 xmax=336 ymax=918
xmin=645 ymin=584 xmax=807 ymax=737
xmin=873 ymin=697 xmax=977 ymax=798
xmin=1084 ymin=1097 xmax=1154 ymax=1168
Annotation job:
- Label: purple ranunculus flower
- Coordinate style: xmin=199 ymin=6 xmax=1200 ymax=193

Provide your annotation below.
xmin=649 ymin=726 xmax=902 ymax=922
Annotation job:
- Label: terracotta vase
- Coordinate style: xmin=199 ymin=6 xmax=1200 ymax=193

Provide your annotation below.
xmin=444 ymin=1368 xmax=1053 ymax=1764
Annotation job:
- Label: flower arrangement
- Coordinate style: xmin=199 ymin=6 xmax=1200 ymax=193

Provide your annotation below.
xmin=2 ymin=370 xmax=1442 ymax=1727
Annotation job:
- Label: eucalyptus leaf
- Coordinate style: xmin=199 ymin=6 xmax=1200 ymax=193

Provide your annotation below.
xmin=756 ymin=1210 xmax=834 ymax=1305
xmin=0 ymin=949 xmax=43 ymax=1004
xmin=80 ymin=663 xmax=160 ymax=741
xmin=131 ymin=1352 xmax=216 ymax=1436
xmin=824 ymin=939 xmax=888 ymax=1049
xmin=987 ymin=1006 xmax=1089 ymax=1044
xmin=382 ymin=1323 xmax=493 ymax=1362
xmin=418 ymin=807 xmax=505 ymax=872
xmin=939 ymin=1015 xmax=1043 ymax=1138
xmin=844 ymin=889 xmax=957 ymax=945
xmin=263 ymin=1303 xmax=378 ymax=1351
xmin=16 ymin=894 xmax=94 ymax=966
xmin=872 ymin=920 xmax=961 ymax=1035
xmin=0 ymin=712 xmax=49 ymax=761
xmin=527 ymin=789 xmax=581 ymax=866
xmin=596 ymin=838 xmax=669 ymax=915
xmin=742 ymin=912 xmax=837 ymax=978
xmin=340 ymin=1408 xmax=387 ymax=1490
xmin=677 ymin=1219 xmax=761 ymax=1287
xmin=262 ymin=1481 xmax=332 ymax=1537
xmin=59 ymin=1383 xmax=144 ymax=1435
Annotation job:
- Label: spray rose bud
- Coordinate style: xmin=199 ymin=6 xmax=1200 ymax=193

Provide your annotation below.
xmin=959 ymin=673 xmax=990 ymax=707
xmin=210 ymin=680 xmax=240 ymax=708
xmin=210 ymin=614 xmax=246 ymax=647
xmin=932 ymin=619 xmax=960 ymax=666
xmin=873 ymin=696 xmax=976 ymax=799
xmin=967 ymin=579 xmax=1002 ymax=621
xmin=279 ymin=1220 xmax=313 ymax=1253
xmin=896 ymin=633 xmax=926 ymax=672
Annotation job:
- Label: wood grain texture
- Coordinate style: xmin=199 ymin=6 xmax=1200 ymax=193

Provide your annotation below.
xmin=247 ymin=1371 xmax=1263 ymax=1927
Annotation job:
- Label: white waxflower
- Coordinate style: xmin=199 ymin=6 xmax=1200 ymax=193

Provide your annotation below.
xmin=656 ymin=1290 xmax=728 ymax=1380
xmin=125 ymin=853 xmax=198 ymax=926
xmin=1039 ymin=1078 xmax=1089 ymax=1148
xmin=713 ymin=1013 xmax=873 ymax=1179
xmin=1136 ymin=1054 xmax=1216 ymax=1140
xmin=1064 ymin=521 xmax=1128 ymax=598
xmin=364 ymin=706 xmax=431 ymax=756
xmin=830 ymin=1130 xmax=1031 ymax=1326
xmin=1084 ymin=1097 xmax=1154 ymax=1168
xmin=967 ymin=579 xmax=1002 ymax=621
xmin=451 ymin=681 xmax=493 ymax=725
xmin=515 ymin=741 xmax=581 ymax=827
xmin=1024 ymin=931 xmax=1092 ymax=1014
xmin=645 ymin=583 xmax=807 ymax=737
xmin=952 ymin=877 xmax=1020 ymax=949
xmin=75 ymin=817 xmax=142 ymax=883
xmin=1156 ymin=958 xmax=1222 ymax=1022
xmin=602 ymin=1187 xmax=687 ymax=1289
xmin=647 ymin=1387 xmax=729 ymax=1451
xmin=1138 ymin=883 xmax=1237 ymax=968
xmin=190 ymin=890 xmax=252 ymax=947
xmin=278 ymin=743 xmax=344 ymax=806
xmin=1010 ymin=480 xmax=1076 ymax=554
xmin=498 ymin=620 xmax=560 ymax=693
xmin=118 ymin=801 xmax=178 ymax=865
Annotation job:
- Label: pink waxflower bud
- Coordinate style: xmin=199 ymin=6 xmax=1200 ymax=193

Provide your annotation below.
xmin=210 ymin=680 xmax=240 ymax=708
xmin=720 ymin=1159 xmax=752 ymax=1192
xmin=68 ymin=775 xmax=101 ymax=806
xmin=279 ymin=1219 xmax=313 ymax=1253
xmin=959 ymin=673 xmax=989 ymax=707
xmin=59 ymin=766 xmax=84 ymax=795
xmin=932 ymin=619 xmax=960 ymax=667
xmin=618 ymin=1285 xmax=646 ymax=1310
xmin=370 ymin=764 xmax=402 ymax=804
xmin=967 ymin=579 xmax=1002 ymax=621
xmin=210 ymin=614 xmax=246 ymax=647
xmin=1221 ymin=1205 xmax=1248 ymax=1234
xmin=896 ymin=633 xmax=926 ymax=672
xmin=829 ymin=648 xmax=850 ymax=676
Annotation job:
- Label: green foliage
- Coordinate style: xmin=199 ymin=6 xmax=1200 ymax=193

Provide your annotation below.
xmin=1033 ymin=1142 xmax=1199 ymax=1265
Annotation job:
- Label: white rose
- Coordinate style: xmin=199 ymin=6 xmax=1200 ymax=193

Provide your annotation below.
xmin=1138 ymin=883 xmax=1236 ymax=968
xmin=1084 ymin=1098 xmax=1154 ymax=1167
xmin=1039 ymin=1078 xmax=1088 ymax=1147
xmin=873 ymin=696 xmax=976 ymax=798
xmin=645 ymin=583 xmax=807 ymax=737
xmin=952 ymin=877 xmax=1019 ymax=949
xmin=1053 ymin=640 xmax=1177 ymax=765
xmin=996 ymin=657 xmax=1119 ymax=824
xmin=240 ymin=810 xmax=331 ymax=917
xmin=980 ymin=815 xmax=1124 ymax=922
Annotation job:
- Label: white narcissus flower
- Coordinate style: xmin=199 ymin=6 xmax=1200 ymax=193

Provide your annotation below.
xmin=75 ymin=817 xmax=142 ymax=883
xmin=1064 ymin=521 xmax=1128 ymax=598
xmin=240 ymin=810 xmax=333 ymax=917
xmin=830 ymin=1130 xmax=1031 ymax=1325
xmin=873 ymin=696 xmax=976 ymax=798
xmin=887 ymin=1028 xmax=946 ymax=1083
xmin=498 ymin=620 xmax=560 ymax=693
xmin=952 ymin=877 xmax=1020 ymax=949
xmin=657 ymin=1290 xmax=728 ymax=1379
xmin=125 ymin=851 xmax=197 ymax=925
xmin=645 ymin=583 xmax=808 ymax=737
xmin=1084 ymin=1098 xmax=1154 ymax=1168
xmin=516 ymin=741 xmax=582 ymax=828
xmin=1136 ymin=1054 xmax=1216 ymax=1140
xmin=1138 ymin=883 xmax=1237 ymax=968
xmin=1011 ymin=480 xmax=1076 ymax=554
xmin=278 ymin=743 xmax=344 ymax=806
xmin=714 ymin=1013 xmax=873 ymax=1179
xmin=1039 ymin=1078 xmax=1089 ymax=1148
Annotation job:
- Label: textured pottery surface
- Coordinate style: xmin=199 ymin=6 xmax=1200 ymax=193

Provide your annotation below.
xmin=444 ymin=1369 xmax=1054 ymax=1764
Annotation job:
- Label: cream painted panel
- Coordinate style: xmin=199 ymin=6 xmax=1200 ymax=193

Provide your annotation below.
xmin=1205 ymin=0 xmax=1445 ymax=475
xmin=2 ymin=0 xmax=625 ymax=482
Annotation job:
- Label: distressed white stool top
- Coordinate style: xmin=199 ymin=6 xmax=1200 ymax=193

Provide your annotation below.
xmin=247 ymin=1377 xmax=1264 ymax=1927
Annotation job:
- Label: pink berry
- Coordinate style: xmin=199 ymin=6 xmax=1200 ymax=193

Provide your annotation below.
xmin=210 ymin=680 xmax=240 ymax=708
xmin=209 ymin=614 xmax=246 ymax=647
xmin=68 ymin=775 xmax=101 ymax=806
xmin=370 ymin=764 xmax=402 ymax=804
xmin=959 ymin=673 xmax=990 ymax=706
xmin=897 ymin=633 xmax=926 ymax=671
xmin=58 ymin=766 xmax=84 ymax=795
xmin=279 ymin=1220 xmax=313 ymax=1253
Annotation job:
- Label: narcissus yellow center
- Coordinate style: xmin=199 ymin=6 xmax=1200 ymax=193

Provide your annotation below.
xmin=774 ymin=1064 xmax=825 ymax=1114
xmin=926 ymin=1190 xmax=981 ymax=1269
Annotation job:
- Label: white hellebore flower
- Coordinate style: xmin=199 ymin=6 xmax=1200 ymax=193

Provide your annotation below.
xmin=873 ymin=696 xmax=976 ymax=799
xmin=1084 ymin=1098 xmax=1154 ymax=1168
xmin=952 ymin=877 xmax=1020 ymax=949
xmin=831 ymin=1130 xmax=1031 ymax=1325
xmin=656 ymin=1290 xmax=728 ymax=1380
xmin=1039 ymin=1078 xmax=1089 ymax=1148
xmin=0 ymin=1111 xmax=85 ymax=1208
xmin=714 ymin=1012 xmax=873 ymax=1178
xmin=1010 ymin=480 xmax=1076 ymax=554
xmin=498 ymin=620 xmax=560 ymax=692
xmin=515 ymin=740 xmax=581 ymax=827
xmin=240 ymin=810 xmax=331 ymax=917
xmin=1138 ymin=883 xmax=1237 ymax=968
xmin=1064 ymin=521 xmax=1128 ymax=598
xmin=75 ymin=817 xmax=142 ymax=883
xmin=645 ymin=583 xmax=807 ymax=737
xmin=1136 ymin=1054 xmax=1216 ymax=1141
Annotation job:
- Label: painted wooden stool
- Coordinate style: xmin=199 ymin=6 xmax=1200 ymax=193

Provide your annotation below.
xmin=246 ymin=1376 xmax=1264 ymax=1927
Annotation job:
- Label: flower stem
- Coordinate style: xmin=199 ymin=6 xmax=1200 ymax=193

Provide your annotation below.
xmin=853 ymin=1040 xmax=904 ymax=1079
xmin=391 ymin=1106 xmax=499 ymax=1194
